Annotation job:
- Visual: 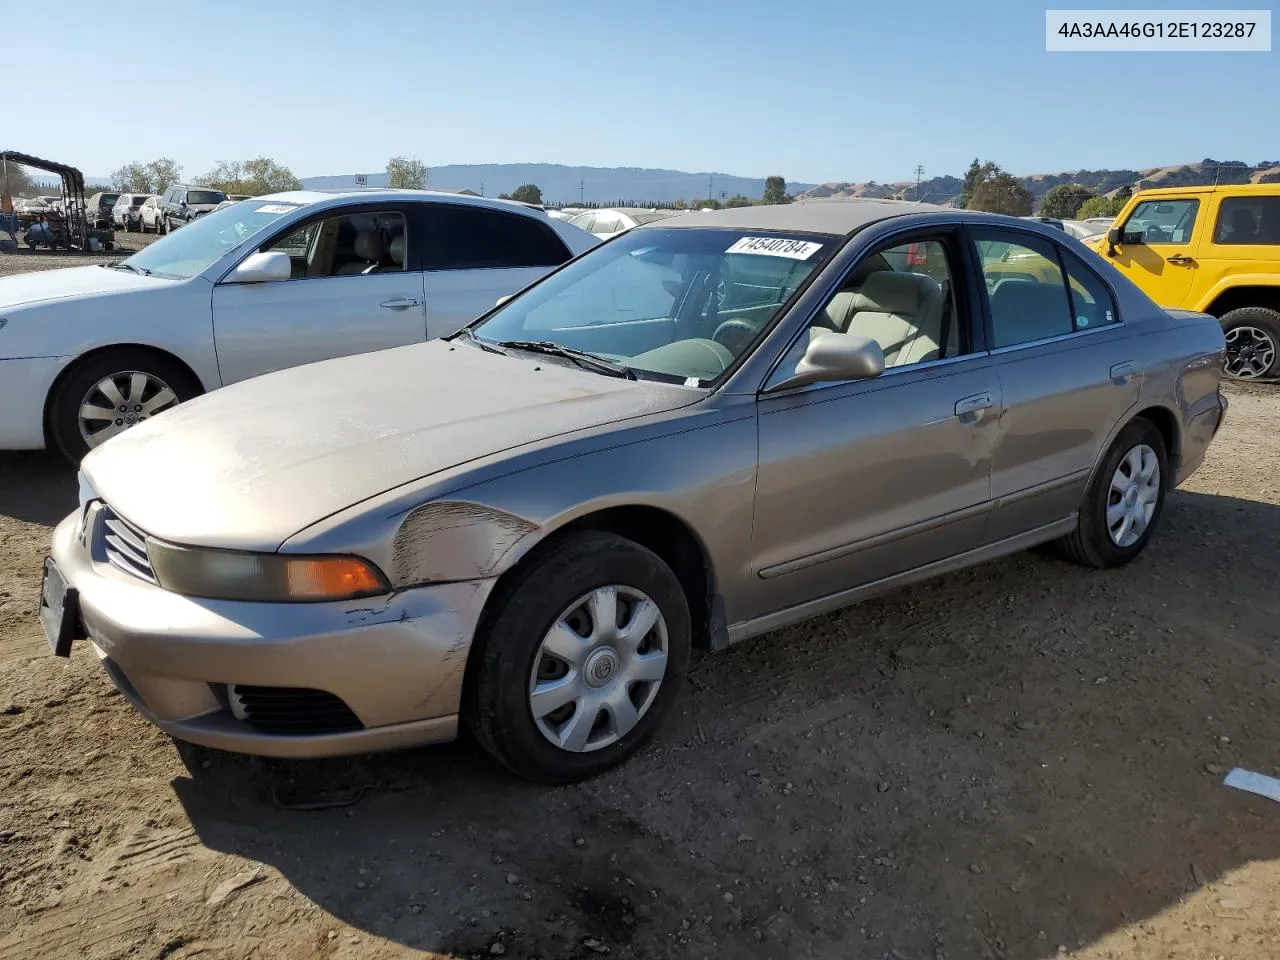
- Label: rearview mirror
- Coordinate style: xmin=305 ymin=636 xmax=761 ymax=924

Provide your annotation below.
xmin=771 ymin=330 xmax=885 ymax=391
xmin=228 ymin=250 xmax=291 ymax=284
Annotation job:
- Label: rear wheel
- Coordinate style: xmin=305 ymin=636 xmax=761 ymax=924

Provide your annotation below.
xmin=1056 ymin=418 xmax=1169 ymax=569
xmin=465 ymin=531 xmax=691 ymax=784
xmin=1221 ymin=307 xmax=1280 ymax=380
xmin=48 ymin=349 xmax=202 ymax=463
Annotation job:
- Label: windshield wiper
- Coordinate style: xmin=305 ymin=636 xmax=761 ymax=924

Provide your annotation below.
xmin=496 ymin=340 xmax=636 ymax=380
xmin=107 ymin=262 xmax=151 ymax=276
xmin=449 ymin=326 xmax=508 ymax=355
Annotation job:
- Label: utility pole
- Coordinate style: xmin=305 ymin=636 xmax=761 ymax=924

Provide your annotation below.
xmin=708 ymin=173 xmax=713 ymax=203
xmin=913 ymin=164 xmax=925 ymax=202
xmin=580 ymin=179 xmax=585 ymax=204
xmin=480 ymin=181 xmax=485 ymax=197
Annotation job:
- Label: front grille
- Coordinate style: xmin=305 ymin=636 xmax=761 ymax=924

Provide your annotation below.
xmin=102 ymin=506 xmax=157 ymax=584
xmin=227 ymin=685 xmax=364 ymax=736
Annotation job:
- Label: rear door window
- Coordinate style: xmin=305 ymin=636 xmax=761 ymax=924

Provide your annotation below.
xmin=422 ymin=205 xmax=570 ymax=270
xmin=1213 ymin=196 xmax=1280 ymax=245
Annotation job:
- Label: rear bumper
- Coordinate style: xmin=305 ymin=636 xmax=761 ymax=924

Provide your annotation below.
xmin=0 ymin=356 xmax=69 ymax=450
xmin=50 ymin=506 xmax=496 ymax=758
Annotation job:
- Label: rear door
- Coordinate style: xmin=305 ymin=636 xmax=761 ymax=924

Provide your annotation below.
xmin=971 ymin=227 xmax=1140 ymax=542
xmin=418 ymin=203 xmax=573 ymax=338
xmin=211 ymin=203 xmax=427 ymax=384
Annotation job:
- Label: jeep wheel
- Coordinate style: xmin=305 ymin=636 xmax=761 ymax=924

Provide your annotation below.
xmin=1221 ymin=307 xmax=1280 ymax=380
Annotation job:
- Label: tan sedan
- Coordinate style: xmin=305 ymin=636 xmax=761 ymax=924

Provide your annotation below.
xmin=43 ymin=199 xmax=1228 ymax=782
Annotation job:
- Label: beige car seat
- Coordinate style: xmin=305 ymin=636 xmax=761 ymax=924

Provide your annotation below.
xmin=823 ymin=271 xmax=946 ymax=366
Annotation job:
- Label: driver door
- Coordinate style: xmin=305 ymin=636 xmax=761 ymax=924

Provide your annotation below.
xmin=1104 ymin=195 xmax=1204 ymax=307
xmin=211 ymin=205 xmax=427 ymax=385
xmin=747 ymin=231 xmax=1000 ymax=622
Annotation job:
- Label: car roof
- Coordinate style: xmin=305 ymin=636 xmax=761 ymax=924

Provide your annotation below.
xmin=1132 ymin=183 xmax=1280 ymax=198
xmin=651 ymin=198 xmax=956 ymax=236
xmin=252 ymin=188 xmax=564 ymax=217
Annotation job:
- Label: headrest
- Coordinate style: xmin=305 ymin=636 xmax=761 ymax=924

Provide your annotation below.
xmin=389 ymin=233 xmax=405 ymax=265
xmin=849 ymin=271 xmax=940 ymax=315
xmin=354 ymin=230 xmax=384 ymax=262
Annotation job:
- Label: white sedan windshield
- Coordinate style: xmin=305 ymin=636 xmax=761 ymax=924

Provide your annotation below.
xmin=120 ymin=200 xmax=306 ymax=279
xmin=472 ymin=228 xmax=836 ymax=383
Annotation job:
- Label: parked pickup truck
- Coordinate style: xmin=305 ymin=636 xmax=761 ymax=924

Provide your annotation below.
xmin=1089 ymin=183 xmax=1280 ymax=380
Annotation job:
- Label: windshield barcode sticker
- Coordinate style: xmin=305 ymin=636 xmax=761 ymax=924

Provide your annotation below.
xmin=255 ymin=204 xmax=299 ymax=214
xmin=726 ymin=237 xmax=823 ymax=260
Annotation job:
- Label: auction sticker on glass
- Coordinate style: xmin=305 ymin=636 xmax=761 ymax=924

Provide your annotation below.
xmin=726 ymin=237 xmax=824 ymax=259
xmin=1046 ymin=9 xmax=1271 ymax=50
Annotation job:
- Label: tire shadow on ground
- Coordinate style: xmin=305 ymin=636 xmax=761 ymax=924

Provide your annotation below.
xmin=0 ymin=452 xmax=77 ymax=526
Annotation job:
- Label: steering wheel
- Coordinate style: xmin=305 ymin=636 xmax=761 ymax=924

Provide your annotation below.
xmin=712 ymin=318 xmax=758 ymax=354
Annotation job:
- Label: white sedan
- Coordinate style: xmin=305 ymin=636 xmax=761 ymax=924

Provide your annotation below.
xmin=0 ymin=190 xmax=598 ymax=460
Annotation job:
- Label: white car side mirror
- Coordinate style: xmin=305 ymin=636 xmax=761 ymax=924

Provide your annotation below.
xmin=228 ymin=251 xmax=291 ymax=284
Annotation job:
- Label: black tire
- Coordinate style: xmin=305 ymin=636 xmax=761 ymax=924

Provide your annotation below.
xmin=1056 ymin=417 xmax=1169 ymax=569
xmin=464 ymin=531 xmax=691 ymax=784
xmin=1220 ymin=307 xmax=1280 ymax=381
xmin=48 ymin=348 xmax=203 ymax=463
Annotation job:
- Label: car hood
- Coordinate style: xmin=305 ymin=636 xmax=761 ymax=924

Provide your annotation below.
xmin=82 ymin=340 xmax=701 ymax=551
xmin=0 ymin=264 xmax=159 ymax=310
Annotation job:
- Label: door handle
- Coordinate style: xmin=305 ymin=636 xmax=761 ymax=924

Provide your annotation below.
xmin=380 ymin=297 xmax=422 ymax=310
xmin=954 ymin=392 xmax=994 ymax=421
xmin=1166 ymin=255 xmax=1196 ymax=265
xmin=1110 ymin=360 xmax=1139 ymax=384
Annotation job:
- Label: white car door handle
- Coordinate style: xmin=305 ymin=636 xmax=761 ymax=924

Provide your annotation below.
xmin=954 ymin=392 xmax=994 ymax=420
xmin=380 ymin=297 xmax=422 ymax=310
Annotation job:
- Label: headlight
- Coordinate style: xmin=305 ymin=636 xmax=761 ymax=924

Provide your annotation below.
xmin=147 ymin=541 xmax=390 ymax=603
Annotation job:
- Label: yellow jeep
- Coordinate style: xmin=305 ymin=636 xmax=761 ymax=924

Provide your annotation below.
xmin=1088 ymin=183 xmax=1280 ymax=380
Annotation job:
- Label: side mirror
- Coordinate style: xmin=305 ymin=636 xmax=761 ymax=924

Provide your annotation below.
xmin=495 ymin=294 xmax=513 ymax=307
xmin=1107 ymin=227 xmax=1123 ymax=246
xmin=227 ymin=250 xmax=291 ymax=284
xmin=771 ymin=330 xmax=885 ymax=391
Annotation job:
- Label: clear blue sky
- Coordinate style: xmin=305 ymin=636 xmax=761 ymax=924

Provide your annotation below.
xmin=8 ymin=0 xmax=1277 ymax=185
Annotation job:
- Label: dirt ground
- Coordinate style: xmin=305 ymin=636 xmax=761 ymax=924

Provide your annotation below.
xmin=2 ymin=246 xmax=1280 ymax=959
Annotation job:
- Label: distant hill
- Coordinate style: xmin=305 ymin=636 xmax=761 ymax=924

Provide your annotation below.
xmin=800 ymin=159 xmax=1280 ymax=209
xmin=300 ymin=163 xmax=818 ymax=206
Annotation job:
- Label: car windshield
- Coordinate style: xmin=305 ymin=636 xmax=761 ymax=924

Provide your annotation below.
xmin=120 ymin=200 xmax=307 ymax=279
xmin=188 ymin=189 xmax=226 ymax=205
xmin=471 ymin=227 xmax=836 ymax=383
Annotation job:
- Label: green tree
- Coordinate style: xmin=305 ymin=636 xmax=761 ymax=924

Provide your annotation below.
xmin=0 ymin=160 xmax=34 ymax=200
xmin=762 ymin=176 xmax=789 ymax=204
xmin=199 ymin=157 xmax=302 ymax=196
xmin=1115 ymin=184 xmax=1133 ymax=202
xmin=700 ymin=198 xmax=723 ymax=210
xmin=969 ymin=172 xmax=1034 ymax=216
xmin=959 ymin=158 xmax=999 ymax=209
xmin=110 ymin=157 xmax=182 ymax=194
xmin=509 ymin=183 xmax=543 ymax=205
xmin=1039 ymin=183 xmax=1096 ymax=219
xmin=724 ymin=194 xmax=753 ymax=208
xmin=1077 ymin=194 xmax=1125 ymax=219
xmin=386 ymin=156 xmax=427 ymax=189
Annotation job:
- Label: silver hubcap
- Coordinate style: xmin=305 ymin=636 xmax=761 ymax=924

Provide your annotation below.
xmin=1107 ymin=443 xmax=1160 ymax=548
xmin=1224 ymin=325 xmax=1277 ymax=379
xmin=529 ymin=585 xmax=668 ymax=753
xmin=78 ymin=371 xmax=179 ymax=448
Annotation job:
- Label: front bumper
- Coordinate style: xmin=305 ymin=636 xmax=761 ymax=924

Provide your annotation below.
xmin=49 ymin=505 xmax=496 ymax=758
xmin=0 ymin=356 xmax=71 ymax=449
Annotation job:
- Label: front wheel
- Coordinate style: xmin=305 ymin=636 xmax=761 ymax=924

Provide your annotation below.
xmin=1221 ymin=307 xmax=1280 ymax=381
xmin=48 ymin=349 xmax=202 ymax=462
xmin=465 ymin=531 xmax=691 ymax=784
xmin=1055 ymin=417 xmax=1169 ymax=569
